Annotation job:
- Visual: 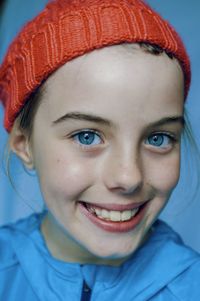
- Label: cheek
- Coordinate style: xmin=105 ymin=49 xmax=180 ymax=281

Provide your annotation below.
xmin=145 ymin=152 xmax=180 ymax=193
xmin=34 ymin=146 xmax=94 ymax=200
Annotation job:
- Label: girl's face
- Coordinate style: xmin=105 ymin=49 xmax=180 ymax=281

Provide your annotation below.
xmin=12 ymin=44 xmax=184 ymax=265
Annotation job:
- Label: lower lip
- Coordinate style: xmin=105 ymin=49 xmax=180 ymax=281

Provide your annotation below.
xmin=79 ymin=201 xmax=149 ymax=233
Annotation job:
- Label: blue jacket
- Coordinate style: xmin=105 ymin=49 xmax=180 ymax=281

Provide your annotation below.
xmin=0 ymin=212 xmax=200 ymax=300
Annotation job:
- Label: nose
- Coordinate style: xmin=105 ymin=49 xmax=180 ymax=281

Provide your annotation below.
xmin=103 ymin=147 xmax=143 ymax=195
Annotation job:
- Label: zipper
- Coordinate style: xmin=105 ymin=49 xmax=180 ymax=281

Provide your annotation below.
xmin=81 ymin=280 xmax=92 ymax=301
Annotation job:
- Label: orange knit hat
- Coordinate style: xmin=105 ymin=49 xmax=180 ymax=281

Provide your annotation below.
xmin=0 ymin=0 xmax=190 ymax=132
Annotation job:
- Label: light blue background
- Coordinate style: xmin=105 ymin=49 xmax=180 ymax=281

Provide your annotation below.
xmin=0 ymin=0 xmax=200 ymax=252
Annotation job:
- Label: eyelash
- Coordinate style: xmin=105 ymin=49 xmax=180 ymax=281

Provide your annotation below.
xmin=69 ymin=129 xmax=178 ymax=151
xmin=70 ymin=129 xmax=103 ymax=149
xmin=144 ymin=132 xmax=178 ymax=150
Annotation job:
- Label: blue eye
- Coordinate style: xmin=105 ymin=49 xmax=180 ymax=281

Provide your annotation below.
xmin=146 ymin=134 xmax=173 ymax=148
xmin=73 ymin=131 xmax=102 ymax=146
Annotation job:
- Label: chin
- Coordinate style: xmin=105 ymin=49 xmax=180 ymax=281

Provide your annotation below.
xmin=85 ymin=236 xmax=142 ymax=260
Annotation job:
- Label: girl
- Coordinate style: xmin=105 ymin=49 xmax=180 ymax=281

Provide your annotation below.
xmin=0 ymin=0 xmax=200 ymax=300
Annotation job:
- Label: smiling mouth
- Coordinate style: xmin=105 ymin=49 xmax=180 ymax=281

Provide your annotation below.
xmin=79 ymin=201 xmax=149 ymax=233
xmin=85 ymin=203 xmax=140 ymax=222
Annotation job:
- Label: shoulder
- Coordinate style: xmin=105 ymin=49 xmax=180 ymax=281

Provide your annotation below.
xmin=152 ymin=220 xmax=200 ymax=266
xmin=153 ymin=220 xmax=200 ymax=298
xmin=124 ymin=220 xmax=200 ymax=299
xmin=0 ymin=223 xmax=21 ymax=291
xmin=166 ymin=260 xmax=200 ymax=299
xmin=0 ymin=212 xmax=44 ymax=271
xmin=0 ymin=224 xmax=18 ymax=270
xmin=152 ymin=220 xmax=200 ymax=255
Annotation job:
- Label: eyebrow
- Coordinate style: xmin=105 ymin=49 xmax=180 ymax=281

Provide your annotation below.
xmin=52 ymin=111 xmax=184 ymax=129
xmin=52 ymin=112 xmax=113 ymax=126
xmin=148 ymin=116 xmax=185 ymax=128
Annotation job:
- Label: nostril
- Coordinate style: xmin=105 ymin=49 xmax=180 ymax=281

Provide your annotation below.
xmin=109 ymin=165 xmax=143 ymax=193
xmin=119 ymin=182 xmax=143 ymax=195
xmin=105 ymin=167 xmax=143 ymax=193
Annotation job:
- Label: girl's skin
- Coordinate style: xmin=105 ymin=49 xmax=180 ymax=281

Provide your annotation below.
xmin=10 ymin=44 xmax=184 ymax=266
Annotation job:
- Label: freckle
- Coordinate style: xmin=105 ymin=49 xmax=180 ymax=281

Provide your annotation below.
xmin=57 ymin=159 xmax=61 ymax=163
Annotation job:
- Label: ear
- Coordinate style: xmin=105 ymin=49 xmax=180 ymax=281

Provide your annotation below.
xmin=9 ymin=126 xmax=34 ymax=170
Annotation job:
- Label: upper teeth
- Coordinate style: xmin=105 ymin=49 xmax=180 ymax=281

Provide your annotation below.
xmin=89 ymin=207 xmax=139 ymax=222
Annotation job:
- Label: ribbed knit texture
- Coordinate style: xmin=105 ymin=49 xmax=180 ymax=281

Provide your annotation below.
xmin=0 ymin=0 xmax=190 ymax=131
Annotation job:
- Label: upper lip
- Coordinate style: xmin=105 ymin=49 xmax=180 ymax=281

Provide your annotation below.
xmin=80 ymin=200 xmax=149 ymax=211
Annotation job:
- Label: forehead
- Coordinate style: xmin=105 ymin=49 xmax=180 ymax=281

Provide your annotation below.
xmin=38 ymin=44 xmax=184 ymax=123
